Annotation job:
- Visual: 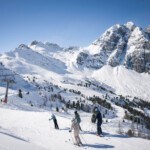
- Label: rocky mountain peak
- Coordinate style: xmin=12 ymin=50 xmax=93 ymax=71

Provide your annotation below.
xmin=145 ymin=26 xmax=150 ymax=39
xmin=30 ymin=40 xmax=45 ymax=47
xmin=45 ymin=42 xmax=59 ymax=47
xmin=44 ymin=42 xmax=62 ymax=50
xmin=18 ymin=44 xmax=30 ymax=50
xmin=124 ymin=21 xmax=136 ymax=31
xmin=77 ymin=22 xmax=150 ymax=73
xmin=146 ymin=26 xmax=150 ymax=33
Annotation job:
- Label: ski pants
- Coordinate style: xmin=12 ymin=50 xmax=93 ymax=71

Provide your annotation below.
xmin=53 ymin=119 xmax=59 ymax=129
xmin=74 ymin=130 xmax=82 ymax=145
xmin=97 ymin=123 xmax=102 ymax=135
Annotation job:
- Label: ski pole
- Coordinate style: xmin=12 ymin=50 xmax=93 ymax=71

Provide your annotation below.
xmin=80 ymin=134 xmax=87 ymax=144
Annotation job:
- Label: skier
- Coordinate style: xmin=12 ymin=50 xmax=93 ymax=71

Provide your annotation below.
xmin=95 ymin=108 xmax=103 ymax=136
xmin=74 ymin=111 xmax=82 ymax=131
xmin=69 ymin=118 xmax=82 ymax=146
xmin=49 ymin=114 xmax=59 ymax=129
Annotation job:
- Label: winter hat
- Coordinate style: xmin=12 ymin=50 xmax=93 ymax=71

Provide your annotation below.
xmin=74 ymin=110 xmax=77 ymax=114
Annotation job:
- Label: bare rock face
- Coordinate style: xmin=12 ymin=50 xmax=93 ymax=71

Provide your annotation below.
xmin=124 ymin=26 xmax=150 ymax=73
xmin=30 ymin=40 xmax=39 ymax=46
xmin=146 ymin=26 xmax=150 ymax=39
xmin=77 ymin=52 xmax=104 ymax=69
xmin=77 ymin=52 xmax=89 ymax=65
xmin=76 ymin=22 xmax=150 ymax=73
xmin=18 ymin=44 xmax=30 ymax=50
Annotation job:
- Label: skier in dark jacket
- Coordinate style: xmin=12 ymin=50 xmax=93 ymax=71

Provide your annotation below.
xmin=49 ymin=114 xmax=59 ymax=129
xmin=74 ymin=111 xmax=82 ymax=131
xmin=95 ymin=108 xmax=103 ymax=136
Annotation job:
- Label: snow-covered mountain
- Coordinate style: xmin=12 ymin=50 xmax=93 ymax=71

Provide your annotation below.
xmin=30 ymin=40 xmax=63 ymax=54
xmin=0 ymin=22 xmax=150 ymax=101
xmin=77 ymin=22 xmax=150 ymax=73
xmin=0 ymin=22 xmax=150 ymax=150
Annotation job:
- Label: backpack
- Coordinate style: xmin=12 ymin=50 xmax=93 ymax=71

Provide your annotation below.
xmin=91 ymin=114 xmax=96 ymax=123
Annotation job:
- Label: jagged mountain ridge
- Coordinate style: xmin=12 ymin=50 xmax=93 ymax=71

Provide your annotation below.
xmin=77 ymin=22 xmax=150 ymax=73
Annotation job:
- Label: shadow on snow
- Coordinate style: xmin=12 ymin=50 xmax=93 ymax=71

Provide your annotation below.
xmin=83 ymin=143 xmax=114 ymax=149
xmin=0 ymin=131 xmax=29 ymax=142
xmin=82 ymin=131 xmax=128 ymax=138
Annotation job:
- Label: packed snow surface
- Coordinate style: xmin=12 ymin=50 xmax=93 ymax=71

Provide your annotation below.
xmin=0 ymin=96 xmax=150 ymax=150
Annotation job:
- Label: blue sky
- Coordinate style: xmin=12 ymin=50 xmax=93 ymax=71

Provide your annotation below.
xmin=0 ymin=0 xmax=150 ymax=52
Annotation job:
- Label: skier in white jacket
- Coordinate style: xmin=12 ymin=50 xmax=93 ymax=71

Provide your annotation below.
xmin=69 ymin=118 xmax=82 ymax=146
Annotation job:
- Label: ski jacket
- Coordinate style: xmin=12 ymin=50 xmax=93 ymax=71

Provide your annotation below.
xmin=71 ymin=119 xmax=80 ymax=136
xmin=75 ymin=113 xmax=81 ymax=123
xmin=96 ymin=111 xmax=102 ymax=125
xmin=50 ymin=114 xmax=57 ymax=121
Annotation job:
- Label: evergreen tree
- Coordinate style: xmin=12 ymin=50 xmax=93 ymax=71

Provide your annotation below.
xmin=18 ymin=89 xmax=23 ymax=98
xmin=56 ymin=107 xmax=59 ymax=112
